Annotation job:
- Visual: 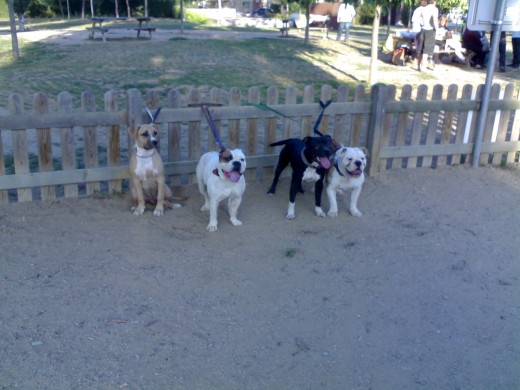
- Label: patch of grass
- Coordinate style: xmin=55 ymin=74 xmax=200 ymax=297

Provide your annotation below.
xmin=1 ymin=18 xmax=516 ymax=109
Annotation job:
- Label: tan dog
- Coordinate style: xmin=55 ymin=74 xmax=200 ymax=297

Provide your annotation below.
xmin=128 ymin=123 xmax=172 ymax=216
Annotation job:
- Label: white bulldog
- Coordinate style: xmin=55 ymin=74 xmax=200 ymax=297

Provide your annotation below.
xmin=326 ymin=147 xmax=368 ymax=218
xmin=196 ymin=148 xmax=246 ymax=232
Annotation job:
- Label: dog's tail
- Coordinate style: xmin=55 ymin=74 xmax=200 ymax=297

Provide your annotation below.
xmin=270 ymin=139 xmax=291 ymax=147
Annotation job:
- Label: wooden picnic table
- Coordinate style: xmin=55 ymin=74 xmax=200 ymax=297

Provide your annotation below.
xmin=87 ymin=17 xmax=155 ymax=41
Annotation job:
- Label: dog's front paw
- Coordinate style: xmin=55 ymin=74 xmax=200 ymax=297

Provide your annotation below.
xmin=153 ymin=208 xmax=164 ymax=217
xmin=315 ymin=206 xmax=326 ymax=218
xmin=132 ymin=206 xmax=145 ymax=216
xmin=350 ymin=209 xmax=363 ymax=218
xmin=206 ymin=223 xmax=218 ymax=232
xmin=230 ymin=218 xmax=242 ymax=226
xmin=327 ymin=210 xmax=339 ymax=218
xmin=201 ymin=204 xmax=210 ymax=211
xmin=286 ymin=213 xmax=295 ymax=220
xmin=172 ymin=203 xmax=182 ymax=209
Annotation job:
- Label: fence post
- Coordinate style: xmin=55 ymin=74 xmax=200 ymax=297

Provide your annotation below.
xmin=366 ymin=83 xmax=387 ymax=177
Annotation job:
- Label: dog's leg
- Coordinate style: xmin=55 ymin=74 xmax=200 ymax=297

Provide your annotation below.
xmin=350 ymin=187 xmax=363 ymax=217
xmin=326 ymin=186 xmax=339 ymax=218
xmin=207 ymin=198 xmax=220 ymax=232
xmin=286 ymin=173 xmax=301 ymax=219
xmin=131 ymin=177 xmax=146 ymax=216
xmin=153 ymin=176 xmax=166 ymax=216
xmin=228 ymin=195 xmax=243 ymax=227
xmin=267 ymin=151 xmax=289 ymax=195
xmin=314 ymin=176 xmax=326 ymax=217
xmin=198 ymin=177 xmax=210 ymax=212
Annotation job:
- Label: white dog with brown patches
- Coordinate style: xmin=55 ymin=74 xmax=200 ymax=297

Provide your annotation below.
xmin=326 ymin=146 xmax=368 ymax=218
xmin=196 ymin=148 xmax=246 ymax=232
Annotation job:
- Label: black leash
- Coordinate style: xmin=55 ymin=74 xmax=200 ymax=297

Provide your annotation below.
xmin=145 ymin=107 xmax=162 ymax=123
xmin=190 ymin=103 xmax=226 ymax=151
xmin=313 ymin=99 xmax=332 ymax=136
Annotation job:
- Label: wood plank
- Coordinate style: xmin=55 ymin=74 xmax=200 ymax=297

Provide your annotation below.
xmin=105 ymin=90 xmax=122 ymax=194
xmin=480 ymin=84 xmax=500 ymax=165
xmin=351 ymin=84 xmax=365 ymax=145
xmin=246 ymin=86 xmax=260 ymax=180
xmin=0 ymin=120 xmax=7 ymax=201
xmin=422 ymin=84 xmax=443 ymax=168
xmin=283 ymin=86 xmax=297 ymax=139
xmin=506 ymin=87 xmax=520 ymax=163
xmin=451 ymin=84 xmax=472 ymax=165
xmin=366 ymin=84 xmax=387 ymax=176
xmin=34 ymin=92 xmax=56 ymax=200
xmin=491 ymin=83 xmax=514 ymax=165
xmin=9 ymin=93 xmax=32 ymax=202
xmin=0 ymin=155 xmax=282 ymax=190
xmin=391 ymin=85 xmax=412 ymax=169
xmin=333 ymin=85 xmax=349 ymax=144
xmin=301 ymin=85 xmax=314 ymax=138
xmin=58 ymin=91 xmax=79 ymax=198
xmin=81 ymin=91 xmax=100 ymax=194
xmin=380 ymin=85 xmax=396 ymax=169
xmin=407 ymin=85 xmax=428 ymax=168
xmin=318 ymin=84 xmax=333 ymax=135
xmin=380 ymin=141 xmax=520 ymax=159
xmin=228 ymin=87 xmax=241 ymax=149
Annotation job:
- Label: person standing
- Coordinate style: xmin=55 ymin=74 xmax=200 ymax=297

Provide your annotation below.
xmin=509 ymin=30 xmax=520 ymax=68
xmin=412 ymin=0 xmax=438 ymax=71
xmin=336 ymin=1 xmax=356 ymax=42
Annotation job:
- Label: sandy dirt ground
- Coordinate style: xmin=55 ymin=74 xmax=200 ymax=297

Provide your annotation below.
xmin=1 ymin=165 xmax=519 ymax=389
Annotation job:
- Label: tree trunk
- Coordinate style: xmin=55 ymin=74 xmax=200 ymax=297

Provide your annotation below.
xmin=144 ymin=0 xmax=148 ymax=17
xmin=304 ymin=4 xmax=310 ymax=46
xmin=368 ymin=5 xmax=381 ymax=85
xmin=180 ymin=0 xmax=185 ymax=33
xmin=126 ymin=0 xmax=131 ymax=17
xmin=115 ymin=0 xmax=119 ymax=18
xmin=7 ymin=0 xmax=20 ymax=59
xmin=90 ymin=0 xmax=94 ymax=17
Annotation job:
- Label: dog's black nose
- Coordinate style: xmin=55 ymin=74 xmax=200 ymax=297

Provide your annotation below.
xmin=152 ymin=139 xmax=158 ymax=146
xmin=232 ymin=161 xmax=241 ymax=171
xmin=355 ymin=161 xmax=362 ymax=168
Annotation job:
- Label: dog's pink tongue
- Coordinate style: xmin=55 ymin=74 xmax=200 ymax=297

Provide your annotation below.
xmin=229 ymin=171 xmax=241 ymax=183
xmin=318 ymin=157 xmax=331 ymax=169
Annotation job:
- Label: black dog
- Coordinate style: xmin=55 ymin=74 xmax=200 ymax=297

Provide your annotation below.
xmin=267 ymin=135 xmax=336 ymax=219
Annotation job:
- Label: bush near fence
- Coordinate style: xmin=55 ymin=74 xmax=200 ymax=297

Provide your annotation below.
xmin=0 ymin=83 xmax=519 ymax=204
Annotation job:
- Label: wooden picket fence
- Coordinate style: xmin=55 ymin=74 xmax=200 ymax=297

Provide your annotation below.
xmin=0 ymin=83 xmax=519 ymax=203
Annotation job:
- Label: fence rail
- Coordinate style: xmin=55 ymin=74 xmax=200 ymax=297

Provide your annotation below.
xmin=0 ymin=83 xmax=519 ymax=203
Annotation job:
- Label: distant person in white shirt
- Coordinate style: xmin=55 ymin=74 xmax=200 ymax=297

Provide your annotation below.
xmin=336 ymin=1 xmax=356 ymax=42
xmin=414 ymin=0 xmax=439 ymax=71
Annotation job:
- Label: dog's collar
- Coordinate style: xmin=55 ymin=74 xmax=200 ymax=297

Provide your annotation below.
xmin=212 ymin=168 xmax=239 ymax=181
xmin=300 ymin=148 xmax=318 ymax=168
xmin=334 ymin=161 xmax=345 ymax=177
xmin=136 ymin=149 xmax=156 ymax=158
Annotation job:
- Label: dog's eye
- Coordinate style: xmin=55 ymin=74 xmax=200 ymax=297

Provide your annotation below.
xmin=141 ymin=131 xmax=149 ymax=137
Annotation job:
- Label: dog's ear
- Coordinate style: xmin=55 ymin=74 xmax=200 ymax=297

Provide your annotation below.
xmin=362 ymin=147 xmax=369 ymax=157
xmin=219 ymin=148 xmax=232 ymax=162
xmin=339 ymin=147 xmax=348 ymax=155
xmin=127 ymin=125 xmax=138 ymax=139
xmin=302 ymin=136 xmax=311 ymax=144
